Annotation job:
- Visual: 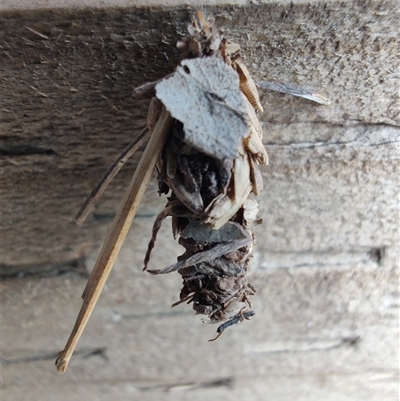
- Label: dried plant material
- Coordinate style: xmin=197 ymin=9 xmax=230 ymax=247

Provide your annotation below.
xmin=132 ymin=75 xmax=173 ymax=99
xmin=55 ymin=108 xmax=173 ymax=373
xmin=56 ymin=10 xmax=330 ymax=373
xmin=145 ymin=191 xmax=259 ymax=335
xmin=181 ymin=220 xmax=250 ymax=243
xmin=156 ymin=57 xmax=250 ymax=160
xmin=75 ymin=127 xmax=150 ymax=226
xmin=234 ymin=60 xmax=264 ymax=113
xmin=147 ymin=236 xmax=252 ymax=275
xmin=155 ymin=58 xmax=268 ymax=228
xmin=143 ymin=10 xmax=327 ymax=338
xmin=146 ymin=10 xmax=266 ymax=338
xmin=256 ymin=81 xmax=331 ymax=105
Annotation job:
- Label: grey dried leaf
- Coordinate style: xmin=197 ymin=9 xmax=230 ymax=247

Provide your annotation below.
xmin=155 ymin=57 xmax=250 ymax=160
xmin=178 ymin=257 xmax=244 ymax=278
xmin=181 ymin=219 xmax=249 ymax=243
xmin=147 ymin=237 xmax=252 ymax=275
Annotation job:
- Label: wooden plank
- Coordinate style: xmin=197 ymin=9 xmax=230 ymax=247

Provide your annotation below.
xmin=1 ymin=2 xmax=398 ymax=274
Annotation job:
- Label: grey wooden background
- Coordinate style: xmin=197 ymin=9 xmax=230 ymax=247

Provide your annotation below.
xmin=1 ymin=1 xmax=399 ymax=400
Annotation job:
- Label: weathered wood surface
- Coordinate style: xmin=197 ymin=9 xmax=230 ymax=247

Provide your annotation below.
xmin=1 ymin=1 xmax=398 ymax=273
xmin=1 ymin=1 xmax=399 ymax=400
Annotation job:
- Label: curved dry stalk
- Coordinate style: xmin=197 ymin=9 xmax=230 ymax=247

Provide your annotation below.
xmin=75 ymin=127 xmax=150 ymax=226
xmin=143 ymin=199 xmax=184 ymax=270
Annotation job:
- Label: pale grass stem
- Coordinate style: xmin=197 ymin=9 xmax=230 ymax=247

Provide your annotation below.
xmin=55 ymin=109 xmax=173 ymax=373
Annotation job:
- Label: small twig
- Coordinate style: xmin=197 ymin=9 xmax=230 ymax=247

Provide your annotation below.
xmin=75 ymin=127 xmax=150 ymax=226
xmin=55 ymin=108 xmax=174 ymax=374
xmin=171 ymin=293 xmax=195 ymax=308
xmin=256 ymin=81 xmax=331 ymax=105
xmin=132 ymin=74 xmax=173 ymax=99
